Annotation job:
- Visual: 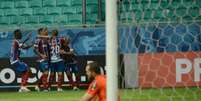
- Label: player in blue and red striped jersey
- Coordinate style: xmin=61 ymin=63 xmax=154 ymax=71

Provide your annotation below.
xmin=34 ymin=28 xmax=50 ymax=91
xmin=48 ymin=29 xmax=65 ymax=91
xmin=10 ymin=29 xmax=32 ymax=92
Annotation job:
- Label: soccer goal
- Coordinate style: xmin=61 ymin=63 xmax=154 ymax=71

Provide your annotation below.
xmin=106 ymin=0 xmax=201 ymax=101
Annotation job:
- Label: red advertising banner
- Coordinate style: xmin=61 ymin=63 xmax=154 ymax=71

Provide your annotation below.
xmin=138 ymin=51 xmax=201 ymax=88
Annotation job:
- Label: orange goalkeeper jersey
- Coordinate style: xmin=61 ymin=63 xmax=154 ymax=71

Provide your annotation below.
xmin=87 ymin=75 xmax=106 ymax=101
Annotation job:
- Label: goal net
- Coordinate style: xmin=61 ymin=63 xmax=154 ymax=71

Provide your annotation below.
xmin=117 ymin=0 xmax=201 ymax=101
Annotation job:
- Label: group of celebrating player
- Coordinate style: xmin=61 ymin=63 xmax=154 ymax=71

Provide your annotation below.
xmin=9 ymin=28 xmax=108 ymax=101
xmin=10 ymin=28 xmax=80 ymax=92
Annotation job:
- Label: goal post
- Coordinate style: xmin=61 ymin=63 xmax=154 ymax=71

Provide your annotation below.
xmin=106 ymin=0 xmax=118 ymax=101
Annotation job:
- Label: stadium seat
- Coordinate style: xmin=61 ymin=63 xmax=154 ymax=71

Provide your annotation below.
xmin=188 ymin=7 xmax=199 ymax=17
xmin=149 ymin=2 xmax=159 ymax=10
xmin=183 ymin=0 xmax=194 ymax=8
xmin=76 ymin=6 xmax=82 ymax=14
xmin=33 ymin=8 xmax=47 ymax=15
xmin=43 ymin=0 xmax=56 ymax=7
xmin=15 ymin=0 xmax=28 ymax=8
xmin=54 ymin=15 xmax=67 ymax=24
xmin=86 ymin=0 xmax=98 ymax=6
xmin=131 ymin=4 xmax=139 ymax=11
xmin=26 ymin=16 xmax=39 ymax=24
xmin=40 ymin=15 xmax=54 ymax=24
xmin=47 ymin=7 xmax=61 ymax=15
xmin=122 ymin=0 xmax=129 ymax=4
xmin=195 ymin=15 xmax=201 ymax=21
xmin=1 ymin=1 xmax=14 ymax=9
xmin=19 ymin=8 xmax=33 ymax=16
xmin=143 ymin=9 xmax=152 ymax=20
xmin=134 ymin=10 xmax=142 ymax=21
xmin=91 ymin=5 xmax=98 ymax=14
xmin=169 ymin=16 xmax=179 ymax=22
xmin=160 ymin=2 xmax=169 ymax=9
xmin=63 ymin=7 xmax=77 ymax=14
xmin=196 ymin=0 xmax=201 ymax=7
xmin=87 ymin=14 xmax=97 ymax=24
xmin=68 ymin=14 xmax=82 ymax=24
xmin=89 ymin=5 xmax=98 ymax=13
xmin=122 ymin=3 xmax=130 ymax=12
xmin=71 ymin=0 xmax=82 ymax=6
xmin=153 ymin=9 xmax=164 ymax=19
xmin=57 ymin=0 xmax=71 ymax=7
xmin=0 ymin=9 xmax=3 ymax=16
xmin=165 ymin=9 xmax=175 ymax=18
xmin=182 ymin=15 xmax=193 ymax=21
xmin=29 ymin=0 xmax=42 ymax=8
xmin=175 ymin=6 xmax=187 ymax=17
xmin=0 ymin=17 xmax=9 ymax=24
xmin=5 ymin=9 xmax=18 ymax=16
xmin=127 ymin=12 xmax=134 ymax=22
xmin=141 ymin=3 xmax=150 ymax=10
xmin=10 ymin=16 xmax=25 ymax=24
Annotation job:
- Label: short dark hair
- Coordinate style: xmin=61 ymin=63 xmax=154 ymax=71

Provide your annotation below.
xmin=38 ymin=28 xmax=43 ymax=35
xmin=14 ymin=29 xmax=22 ymax=39
xmin=52 ymin=29 xmax=58 ymax=36
xmin=87 ymin=61 xmax=101 ymax=74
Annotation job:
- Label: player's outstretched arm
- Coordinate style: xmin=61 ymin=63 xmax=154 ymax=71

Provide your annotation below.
xmin=20 ymin=43 xmax=33 ymax=49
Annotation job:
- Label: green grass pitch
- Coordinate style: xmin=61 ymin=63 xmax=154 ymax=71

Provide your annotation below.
xmin=0 ymin=88 xmax=201 ymax=101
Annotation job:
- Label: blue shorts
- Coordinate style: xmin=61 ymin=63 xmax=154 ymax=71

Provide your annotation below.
xmin=38 ymin=61 xmax=49 ymax=72
xmin=65 ymin=63 xmax=79 ymax=73
xmin=50 ymin=61 xmax=65 ymax=72
xmin=13 ymin=61 xmax=28 ymax=73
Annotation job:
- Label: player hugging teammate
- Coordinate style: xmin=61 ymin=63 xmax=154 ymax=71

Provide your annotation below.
xmin=34 ymin=28 xmax=51 ymax=91
xmin=48 ymin=29 xmax=65 ymax=91
xmin=10 ymin=28 xmax=80 ymax=92
xmin=60 ymin=37 xmax=80 ymax=90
